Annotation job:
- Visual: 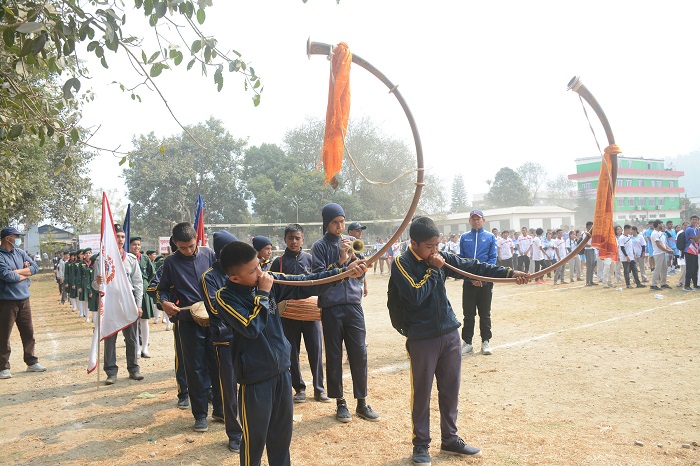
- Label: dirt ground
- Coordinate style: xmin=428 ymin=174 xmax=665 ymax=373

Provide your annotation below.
xmin=1 ymin=271 xmax=699 ymax=466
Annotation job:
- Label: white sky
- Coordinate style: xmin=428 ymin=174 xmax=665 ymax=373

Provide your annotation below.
xmin=81 ymin=0 xmax=700 ymax=206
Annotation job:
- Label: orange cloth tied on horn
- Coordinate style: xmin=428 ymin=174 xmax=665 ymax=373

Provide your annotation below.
xmin=591 ymin=144 xmax=622 ymax=262
xmin=321 ymin=42 xmax=352 ymax=186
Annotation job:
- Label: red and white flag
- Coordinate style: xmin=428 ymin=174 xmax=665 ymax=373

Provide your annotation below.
xmin=87 ymin=193 xmax=139 ymax=373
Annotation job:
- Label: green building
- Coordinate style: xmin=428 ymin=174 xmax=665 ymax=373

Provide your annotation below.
xmin=569 ymin=156 xmax=684 ymax=224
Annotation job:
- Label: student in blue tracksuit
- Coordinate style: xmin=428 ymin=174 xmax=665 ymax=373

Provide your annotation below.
xmin=215 ymin=241 xmax=365 ymax=466
xmin=201 ymin=230 xmax=244 ymax=453
xmin=311 ymin=203 xmax=380 ymax=423
xmin=147 ymin=262 xmax=189 ymax=408
xmin=389 ymin=216 xmax=529 ymax=465
xmin=252 ymin=236 xmax=273 ymax=272
xmin=156 ymin=222 xmax=221 ymax=433
xmin=271 ymin=224 xmax=329 ymax=403
xmin=458 ymin=209 xmax=501 ymax=356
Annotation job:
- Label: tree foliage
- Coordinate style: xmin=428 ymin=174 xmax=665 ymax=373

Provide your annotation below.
xmin=517 ymin=161 xmax=546 ymax=205
xmin=123 ymin=118 xmax=249 ymax=239
xmin=0 ymin=0 xmax=262 ymax=221
xmin=546 ymin=174 xmax=576 ymax=208
xmin=449 ymin=174 xmax=469 ymax=213
xmin=484 ymin=167 xmax=530 ymax=208
xmin=0 ymin=134 xmax=93 ymax=227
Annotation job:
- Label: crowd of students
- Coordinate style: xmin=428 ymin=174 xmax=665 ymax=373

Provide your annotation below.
xmin=40 ymin=212 xmax=697 ymax=466
xmin=428 ymin=216 xmax=700 ymax=291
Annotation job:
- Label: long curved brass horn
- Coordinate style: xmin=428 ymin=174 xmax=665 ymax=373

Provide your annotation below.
xmin=443 ymin=77 xmax=615 ymax=283
xmin=272 ymin=39 xmax=425 ymax=286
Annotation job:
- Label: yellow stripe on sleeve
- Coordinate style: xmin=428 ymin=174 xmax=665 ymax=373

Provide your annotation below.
xmin=394 ymin=256 xmax=435 ymax=289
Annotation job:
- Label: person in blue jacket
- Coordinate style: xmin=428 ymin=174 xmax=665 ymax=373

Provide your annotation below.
xmin=0 ymin=227 xmax=46 ymax=379
xmin=200 ymin=230 xmax=243 ymax=453
xmin=215 ymin=240 xmax=365 ymax=466
xmin=389 ymin=216 xmax=529 ymax=465
xmin=311 ymin=203 xmax=380 ymax=423
xmin=458 ymin=210 xmax=502 ymax=356
xmin=157 ymin=222 xmax=221 ymax=433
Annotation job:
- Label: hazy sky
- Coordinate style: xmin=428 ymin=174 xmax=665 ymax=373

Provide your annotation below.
xmin=81 ymin=1 xmax=700 ymax=206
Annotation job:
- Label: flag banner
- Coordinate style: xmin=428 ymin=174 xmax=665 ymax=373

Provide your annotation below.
xmin=194 ymin=194 xmax=207 ymax=247
xmin=88 ymin=193 xmax=139 ymax=374
xmin=123 ymin=204 xmax=131 ymax=249
xmin=591 ymin=146 xmax=621 ymax=262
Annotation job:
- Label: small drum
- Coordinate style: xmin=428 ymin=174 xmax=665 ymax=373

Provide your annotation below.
xmin=189 ymin=301 xmax=210 ymax=327
xmin=279 ymin=297 xmax=321 ymax=321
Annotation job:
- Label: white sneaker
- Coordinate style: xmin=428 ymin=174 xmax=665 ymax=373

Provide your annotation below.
xmin=0 ymin=369 xmax=12 ymax=379
xmin=26 ymin=363 xmax=46 ymax=372
xmin=461 ymin=342 xmax=473 ymax=355
xmin=481 ymin=341 xmax=492 ymax=355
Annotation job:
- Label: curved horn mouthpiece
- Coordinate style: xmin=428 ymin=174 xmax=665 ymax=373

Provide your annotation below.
xmin=567 ymin=76 xmax=582 ymax=92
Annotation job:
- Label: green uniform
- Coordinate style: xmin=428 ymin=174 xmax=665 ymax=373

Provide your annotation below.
xmin=67 ymin=260 xmax=78 ymax=299
xmin=78 ymin=261 xmax=91 ymax=302
xmin=137 ymin=254 xmax=156 ymax=319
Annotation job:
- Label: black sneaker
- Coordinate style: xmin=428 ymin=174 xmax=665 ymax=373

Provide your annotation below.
xmin=636 ymin=284 xmax=646 ymax=288
xmin=177 ymin=397 xmax=190 ymax=409
xmin=314 ymin=392 xmax=331 ymax=403
xmin=228 ymin=437 xmax=241 ymax=453
xmin=336 ymin=403 xmax=352 ymax=423
xmin=129 ymin=371 xmax=144 ymax=381
xmin=356 ymin=404 xmax=380 ymax=422
xmin=412 ymin=444 xmax=431 ymax=465
xmin=293 ymin=391 xmax=307 ymax=403
xmin=661 ymin=284 xmax=672 ymax=289
xmin=649 ymin=285 xmax=661 ymax=290
xmin=441 ymin=438 xmax=482 ymax=457
xmin=194 ymin=418 xmax=208 ymax=432
xmin=105 ymin=374 xmax=117 ymax=385
xmin=212 ymin=412 xmax=225 ymax=422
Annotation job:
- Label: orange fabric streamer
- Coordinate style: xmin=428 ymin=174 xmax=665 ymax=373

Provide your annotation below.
xmin=591 ymin=144 xmax=622 ymax=261
xmin=321 ymin=42 xmax=352 ymax=186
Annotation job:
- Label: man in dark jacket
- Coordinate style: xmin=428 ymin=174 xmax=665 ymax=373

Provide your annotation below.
xmin=311 ymin=203 xmax=379 ymax=423
xmin=389 ymin=216 xmax=528 ymax=465
xmin=200 ymin=230 xmax=243 ymax=453
xmin=215 ymin=241 xmax=364 ymax=466
xmin=0 ymin=227 xmax=46 ymax=379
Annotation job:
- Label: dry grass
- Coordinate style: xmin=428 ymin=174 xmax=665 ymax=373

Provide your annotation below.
xmin=0 ymin=272 xmax=698 ymax=465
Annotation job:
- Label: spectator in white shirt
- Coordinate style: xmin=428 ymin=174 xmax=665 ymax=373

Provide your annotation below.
xmin=496 ymin=231 xmax=514 ymax=269
xmin=552 ymin=229 xmax=568 ymax=285
xmin=516 ymin=227 xmax=532 ymax=273
xmin=618 ymin=224 xmax=645 ymax=288
xmin=650 ymin=220 xmax=673 ymax=290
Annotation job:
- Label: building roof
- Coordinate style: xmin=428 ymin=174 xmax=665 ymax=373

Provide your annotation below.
xmin=38 ymin=224 xmax=74 ymax=236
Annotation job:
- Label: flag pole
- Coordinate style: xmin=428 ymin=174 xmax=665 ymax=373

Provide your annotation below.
xmin=96 ymin=307 xmax=101 ymax=389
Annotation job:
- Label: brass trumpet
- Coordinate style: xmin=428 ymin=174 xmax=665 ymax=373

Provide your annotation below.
xmin=343 ymin=236 xmax=365 ymax=254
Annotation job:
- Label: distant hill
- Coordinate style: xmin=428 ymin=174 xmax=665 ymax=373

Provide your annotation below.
xmin=667 ymin=151 xmax=700 ymax=201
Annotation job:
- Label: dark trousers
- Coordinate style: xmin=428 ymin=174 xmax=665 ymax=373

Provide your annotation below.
xmin=461 ymin=282 xmax=493 ymax=344
xmin=0 ymin=299 xmax=38 ymax=370
xmin=500 ymin=257 xmax=514 ymax=269
xmin=534 ymin=259 xmax=546 ymax=275
xmin=321 ymin=304 xmax=368 ymax=399
xmin=172 ymin=320 xmax=188 ymax=400
xmin=239 ymin=371 xmax=292 ymax=466
xmin=281 ymin=317 xmax=325 ymax=395
xmin=60 ymin=283 xmax=68 ymax=304
xmin=585 ymin=249 xmax=596 ymax=285
xmin=685 ymin=254 xmax=699 ymax=288
xmin=215 ymin=342 xmax=242 ymax=442
xmin=407 ymin=329 xmax=461 ymax=446
xmin=622 ymin=260 xmax=641 ymax=286
xmin=177 ymin=320 xmax=221 ymax=420
xmin=103 ymin=321 xmax=139 ymax=376
xmin=517 ymin=255 xmax=530 ymax=273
